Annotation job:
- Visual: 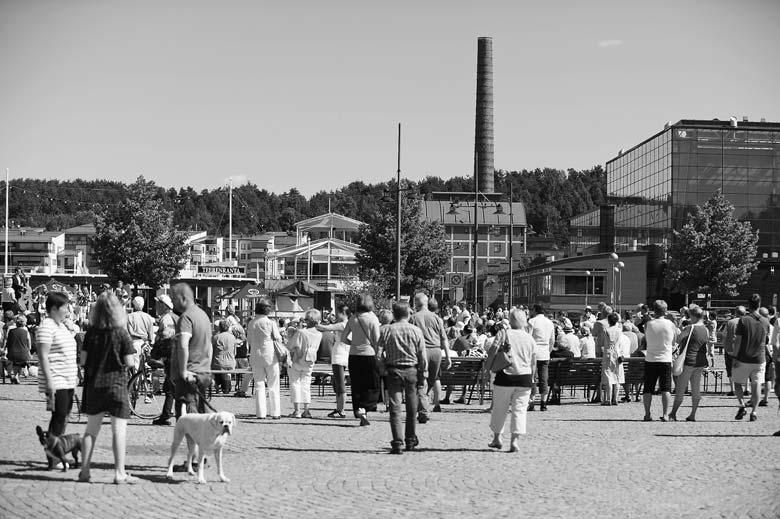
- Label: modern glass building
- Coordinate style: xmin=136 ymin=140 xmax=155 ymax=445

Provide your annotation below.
xmin=570 ymin=118 xmax=780 ymax=303
xmin=572 ymin=119 xmax=780 ymax=256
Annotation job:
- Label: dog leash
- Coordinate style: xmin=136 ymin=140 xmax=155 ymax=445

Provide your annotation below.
xmin=187 ymin=378 xmax=219 ymax=413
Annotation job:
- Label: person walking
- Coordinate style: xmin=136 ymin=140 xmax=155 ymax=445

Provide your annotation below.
xmin=77 ymin=292 xmax=137 ymax=484
xmin=409 ymin=293 xmax=452 ymax=423
xmin=527 ymin=304 xmax=554 ymax=412
xmin=285 ymin=309 xmax=322 ymax=418
xmin=37 ymin=292 xmax=78 ymax=452
xmin=642 ymin=300 xmax=678 ymax=422
xmin=211 ymin=320 xmax=236 ymax=394
xmin=247 ymin=300 xmax=284 ymax=419
xmin=487 ymin=309 xmax=536 ymax=453
xmin=316 ymin=304 xmax=351 ymax=418
xmin=170 ymin=283 xmax=213 ymax=418
xmin=723 ymin=306 xmax=747 ymax=396
xmin=343 ymin=295 xmax=381 ymax=426
xmin=151 ymin=294 xmax=178 ymax=426
xmin=732 ymin=294 xmax=770 ymax=422
xmin=669 ymin=305 xmax=709 ymax=422
xmin=376 ymin=302 xmax=427 ymax=454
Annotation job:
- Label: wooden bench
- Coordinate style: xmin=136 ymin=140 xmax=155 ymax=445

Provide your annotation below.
xmin=440 ymin=357 xmax=485 ymax=405
xmin=208 ymin=368 xmax=253 ymax=398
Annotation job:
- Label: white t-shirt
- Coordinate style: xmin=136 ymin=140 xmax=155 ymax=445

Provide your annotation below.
xmin=529 ymin=314 xmax=555 ymax=361
xmin=36 ymin=318 xmax=78 ymax=393
xmin=644 ymin=317 xmax=678 ymax=363
xmin=580 ymin=336 xmax=596 ymax=358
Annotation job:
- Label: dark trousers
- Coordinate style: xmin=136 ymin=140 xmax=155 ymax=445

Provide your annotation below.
xmin=161 ymin=361 xmax=174 ymax=419
xmin=48 ymin=388 xmax=74 ymax=436
xmin=173 ymin=373 xmax=212 ymax=418
xmin=214 ymin=372 xmax=232 ymax=394
xmin=385 ymin=367 xmax=419 ymax=447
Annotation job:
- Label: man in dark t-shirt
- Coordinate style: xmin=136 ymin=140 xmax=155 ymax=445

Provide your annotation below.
xmin=170 ymin=282 xmax=213 ymax=417
xmin=732 ymin=294 xmax=769 ymax=421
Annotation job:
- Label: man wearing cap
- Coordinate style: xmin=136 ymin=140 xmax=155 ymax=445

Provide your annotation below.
xmin=127 ymin=296 xmax=155 ymax=372
xmin=152 ymin=294 xmax=178 ymax=426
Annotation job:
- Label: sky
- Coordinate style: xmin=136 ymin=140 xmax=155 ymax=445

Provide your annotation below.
xmin=1 ymin=1 xmax=779 ymax=196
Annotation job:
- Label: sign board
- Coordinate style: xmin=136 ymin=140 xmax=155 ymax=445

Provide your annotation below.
xmin=450 ymin=274 xmax=463 ymax=287
xmin=197 ymin=265 xmax=246 ymax=276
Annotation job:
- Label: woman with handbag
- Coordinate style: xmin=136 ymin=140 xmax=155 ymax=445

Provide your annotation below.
xmin=343 ymin=295 xmax=381 ymax=426
xmin=669 ymin=305 xmax=709 ymax=421
xmin=600 ymin=312 xmax=623 ymax=406
xmin=486 ymin=309 xmax=536 ymax=453
xmin=247 ymin=299 xmax=284 ymax=419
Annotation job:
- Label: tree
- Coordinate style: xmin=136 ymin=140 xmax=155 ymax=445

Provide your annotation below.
xmin=92 ymin=176 xmax=190 ymax=289
xmin=665 ymin=191 xmax=759 ymax=301
xmin=355 ymin=185 xmax=448 ymax=297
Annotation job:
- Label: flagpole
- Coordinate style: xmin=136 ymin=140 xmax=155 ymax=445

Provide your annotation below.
xmin=4 ymin=168 xmax=9 ymax=276
xmin=228 ymin=177 xmax=233 ymax=264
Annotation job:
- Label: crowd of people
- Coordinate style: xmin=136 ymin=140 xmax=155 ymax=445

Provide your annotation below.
xmin=8 ymin=279 xmax=779 ymax=480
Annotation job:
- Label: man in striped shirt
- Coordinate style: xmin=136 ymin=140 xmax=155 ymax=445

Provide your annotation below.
xmin=376 ymin=302 xmax=427 ymax=454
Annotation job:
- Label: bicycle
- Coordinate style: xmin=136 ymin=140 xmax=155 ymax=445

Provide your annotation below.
xmin=127 ymin=348 xmax=165 ymax=420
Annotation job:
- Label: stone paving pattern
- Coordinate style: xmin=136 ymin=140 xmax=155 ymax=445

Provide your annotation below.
xmin=1 ymin=368 xmax=778 ymax=519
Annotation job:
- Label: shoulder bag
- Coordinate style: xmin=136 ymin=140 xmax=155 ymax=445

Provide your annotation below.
xmin=672 ymin=325 xmax=694 ymax=376
xmin=488 ymin=330 xmax=513 ymax=373
xmin=271 ymin=321 xmax=288 ymax=363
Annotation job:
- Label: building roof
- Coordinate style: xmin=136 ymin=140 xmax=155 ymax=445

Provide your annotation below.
xmin=268 ymin=237 xmax=361 ymax=260
xmin=418 ymin=200 xmax=527 ymax=227
xmin=295 ymin=213 xmax=363 ymax=232
xmin=63 ymin=224 xmax=95 ymax=234
xmin=7 ymin=229 xmax=63 ymax=242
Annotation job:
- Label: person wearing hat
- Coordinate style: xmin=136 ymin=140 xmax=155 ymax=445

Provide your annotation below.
xmin=583 ymin=306 xmax=597 ymax=324
xmin=152 ymin=294 xmax=178 ymax=426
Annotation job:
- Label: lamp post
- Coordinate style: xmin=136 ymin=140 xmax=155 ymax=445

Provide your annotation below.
xmin=608 ymin=252 xmax=619 ymax=307
xmin=396 ymin=123 xmax=402 ymax=301
xmin=617 ymin=261 xmax=625 ymax=312
xmin=585 ymin=269 xmax=592 ymax=309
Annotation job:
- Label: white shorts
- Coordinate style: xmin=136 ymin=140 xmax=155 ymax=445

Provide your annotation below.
xmin=731 ymin=360 xmax=766 ymax=385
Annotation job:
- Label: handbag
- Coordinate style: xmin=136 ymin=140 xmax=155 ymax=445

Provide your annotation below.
xmin=673 ymin=325 xmax=694 ymax=376
xmin=488 ymin=331 xmax=513 ymax=373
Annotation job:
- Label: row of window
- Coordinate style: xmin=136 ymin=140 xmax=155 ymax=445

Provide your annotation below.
xmin=673 ymin=128 xmax=780 ymax=144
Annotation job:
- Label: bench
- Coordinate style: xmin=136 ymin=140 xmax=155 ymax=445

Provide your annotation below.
xmin=208 ymin=368 xmax=253 ymax=398
xmin=440 ymin=357 xmax=485 ymax=405
xmin=547 ymin=357 xmax=646 ymax=402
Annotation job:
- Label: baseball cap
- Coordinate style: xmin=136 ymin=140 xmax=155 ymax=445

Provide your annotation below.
xmin=155 ymin=294 xmax=173 ymax=309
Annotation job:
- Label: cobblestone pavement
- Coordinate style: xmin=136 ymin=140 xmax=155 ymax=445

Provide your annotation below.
xmin=1 ymin=374 xmax=778 ymax=519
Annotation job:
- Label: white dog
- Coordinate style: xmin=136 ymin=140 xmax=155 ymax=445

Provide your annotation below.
xmin=165 ymin=411 xmax=235 ymax=484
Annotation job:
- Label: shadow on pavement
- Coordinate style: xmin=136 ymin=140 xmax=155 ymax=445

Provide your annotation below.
xmin=257 ymin=446 xmax=384 ymax=454
xmin=552 ymin=418 xmax=649 ymax=422
xmin=655 ymin=434 xmax=776 ymax=438
xmin=414 ymin=447 xmax=491 ymax=453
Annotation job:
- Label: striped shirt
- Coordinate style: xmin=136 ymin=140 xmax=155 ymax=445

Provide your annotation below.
xmin=377 ymin=321 xmax=427 ymax=369
xmin=37 ymin=317 xmax=78 ymax=393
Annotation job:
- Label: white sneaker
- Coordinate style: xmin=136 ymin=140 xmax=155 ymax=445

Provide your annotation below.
xmin=54 ymin=461 xmax=69 ymax=470
xmin=144 ymin=396 xmax=152 ymax=404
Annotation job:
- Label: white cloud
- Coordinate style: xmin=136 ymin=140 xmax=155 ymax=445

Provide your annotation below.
xmin=597 ymin=39 xmax=623 ymax=48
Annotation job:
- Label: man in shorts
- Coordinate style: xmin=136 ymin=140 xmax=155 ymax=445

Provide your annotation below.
xmin=642 ymin=300 xmax=678 ymax=422
xmin=170 ymin=282 xmax=213 ymax=417
xmin=732 ymin=294 xmax=769 ymax=422
xmin=409 ymin=293 xmax=451 ymax=423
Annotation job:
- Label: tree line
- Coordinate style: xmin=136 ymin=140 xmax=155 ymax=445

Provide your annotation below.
xmin=5 ymin=166 xmax=606 ymax=244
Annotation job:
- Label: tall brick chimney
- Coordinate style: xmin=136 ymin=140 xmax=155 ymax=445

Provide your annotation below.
xmin=475 ymin=37 xmax=494 ymax=193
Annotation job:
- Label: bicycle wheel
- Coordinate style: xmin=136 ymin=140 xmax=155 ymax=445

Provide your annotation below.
xmin=127 ymin=368 xmax=163 ymax=419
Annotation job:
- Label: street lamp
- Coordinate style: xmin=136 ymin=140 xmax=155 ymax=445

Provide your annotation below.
xmin=608 ymin=252 xmax=619 ymax=308
xmin=585 ymin=269 xmax=592 ymax=309
xmin=616 ymin=261 xmax=625 ymax=312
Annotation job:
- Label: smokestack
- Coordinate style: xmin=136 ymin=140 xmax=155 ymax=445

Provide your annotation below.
xmin=475 ymin=37 xmax=494 ymax=193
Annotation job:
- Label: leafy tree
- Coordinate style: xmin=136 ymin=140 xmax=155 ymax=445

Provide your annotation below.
xmin=665 ymin=191 xmax=759 ymax=300
xmin=92 ymin=176 xmax=190 ymax=288
xmin=356 ymin=185 xmax=448 ymax=297
xmin=340 ymin=272 xmax=393 ymax=312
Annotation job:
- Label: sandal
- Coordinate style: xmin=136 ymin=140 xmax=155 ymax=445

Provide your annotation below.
xmin=113 ymin=474 xmax=139 ymax=485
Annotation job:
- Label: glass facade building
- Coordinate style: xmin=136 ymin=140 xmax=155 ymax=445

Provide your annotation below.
xmin=572 ymin=119 xmax=780 ymax=258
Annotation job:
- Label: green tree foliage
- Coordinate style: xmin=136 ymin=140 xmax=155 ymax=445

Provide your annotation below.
xmin=92 ymin=177 xmax=190 ymax=288
xmin=665 ymin=191 xmax=759 ymax=298
xmin=355 ymin=184 xmax=449 ymax=297
xmin=6 ymin=167 xmax=606 ymax=244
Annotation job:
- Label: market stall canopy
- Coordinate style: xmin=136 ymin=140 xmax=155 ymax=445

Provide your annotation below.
xmin=276 ymin=280 xmax=318 ymax=298
xmin=217 ymin=283 xmax=267 ymax=300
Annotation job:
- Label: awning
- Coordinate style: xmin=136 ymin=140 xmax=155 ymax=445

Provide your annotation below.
xmin=276 ymin=280 xmax=318 ymax=297
xmin=216 ymin=283 xmax=267 ymax=300
xmin=34 ymin=278 xmax=76 ymax=294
